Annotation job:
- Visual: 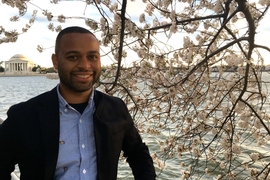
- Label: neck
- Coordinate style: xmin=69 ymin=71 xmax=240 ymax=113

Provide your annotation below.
xmin=59 ymin=85 xmax=92 ymax=104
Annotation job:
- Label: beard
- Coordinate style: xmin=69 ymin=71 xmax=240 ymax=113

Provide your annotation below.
xmin=58 ymin=69 xmax=101 ymax=93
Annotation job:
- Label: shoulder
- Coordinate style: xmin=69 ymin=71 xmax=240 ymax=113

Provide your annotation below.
xmin=94 ymin=90 xmax=125 ymax=106
xmin=3 ymin=87 xmax=58 ymax=129
xmin=94 ymin=90 xmax=130 ymax=117
xmin=8 ymin=87 xmax=58 ymax=115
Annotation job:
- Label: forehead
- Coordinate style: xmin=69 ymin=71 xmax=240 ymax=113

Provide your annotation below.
xmin=59 ymin=33 xmax=99 ymax=50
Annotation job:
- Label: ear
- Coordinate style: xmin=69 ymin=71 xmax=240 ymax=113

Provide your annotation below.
xmin=51 ymin=54 xmax=58 ymax=70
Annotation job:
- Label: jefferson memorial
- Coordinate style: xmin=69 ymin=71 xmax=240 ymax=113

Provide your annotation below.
xmin=4 ymin=54 xmax=35 ymax=74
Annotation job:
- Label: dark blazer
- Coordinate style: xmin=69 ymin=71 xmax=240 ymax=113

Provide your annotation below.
xmin=0 ymin=87 xmax=156 ymax=180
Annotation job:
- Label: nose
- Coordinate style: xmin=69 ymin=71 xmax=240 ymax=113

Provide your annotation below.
xmin=77 ymin=56 xmax=90 ymax=69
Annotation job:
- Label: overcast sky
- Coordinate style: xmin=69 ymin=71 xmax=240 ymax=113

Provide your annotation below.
xmin=0 ymin=0 xmax=269 ymax=67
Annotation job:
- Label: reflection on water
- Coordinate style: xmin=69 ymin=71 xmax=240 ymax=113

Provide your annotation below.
xmin=0 ymin=76 xmax=59 ymax=120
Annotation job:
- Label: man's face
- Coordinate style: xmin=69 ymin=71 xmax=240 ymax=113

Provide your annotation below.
xmin=52 ymin=33 xmax=101 ymax=93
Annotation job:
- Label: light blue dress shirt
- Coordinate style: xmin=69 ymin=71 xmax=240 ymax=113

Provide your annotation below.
xmin=54 ymin=85 xmax=97 ymax=180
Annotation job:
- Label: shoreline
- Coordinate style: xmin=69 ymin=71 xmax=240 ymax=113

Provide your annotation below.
xmin=0 ymin=73 xmax=46 ymax=77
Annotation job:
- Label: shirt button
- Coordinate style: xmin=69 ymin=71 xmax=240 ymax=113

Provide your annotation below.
xmin=63 ymin=167 xmax=68 ymax=171
xmin=59 ymin=141 xmax=65 ymax=145
xmin=80 ymin=119 xmax=82 ymax=123
xmin=82 ymin=144 xmax=85 ymax=148
xmin=83 ymin=169 xmax=86 ymax=174
xmin=64 ymin=108 xmax=68 ymax=113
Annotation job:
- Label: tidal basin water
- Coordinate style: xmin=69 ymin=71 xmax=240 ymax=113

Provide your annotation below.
xmin=0 ymin=76 xmax=59 ymax=120
xmin=1 ymin=75 xmax=270 ymax=179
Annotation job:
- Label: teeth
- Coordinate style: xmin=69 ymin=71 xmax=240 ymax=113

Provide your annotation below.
xmin=76 ymin=75 xmax=90 ymax=78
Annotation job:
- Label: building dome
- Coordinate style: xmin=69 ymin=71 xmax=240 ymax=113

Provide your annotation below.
xmin=9 ymin=54 xmax=30 ymax=61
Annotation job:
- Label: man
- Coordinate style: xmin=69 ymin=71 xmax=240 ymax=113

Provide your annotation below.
xmin=0 ymin=26 xmax=156 ymax=180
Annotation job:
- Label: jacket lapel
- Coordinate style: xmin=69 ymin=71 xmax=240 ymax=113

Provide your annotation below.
xmin=93 ymin=91 xmax=119 ymax=180
xmin=37 ymin=87 xmax=60 ymax=179
xmin=93 ymin=91 xmax=111 ymax=179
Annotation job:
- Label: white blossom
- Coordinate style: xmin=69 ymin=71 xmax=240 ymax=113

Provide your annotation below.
xmin=232 ymin=144 xmax=241 ymax=154
xmin=57 ymin=14 xmax=65 ymax=23
xmin=139 ymin=13 xmax=145 ymax=23
xmin=214 ymin=0 xmax=223 ymax=14
xmin=192 ymin=147 xmax=201 ymax=157
xmin=259 ymin=0 xmax=270 ymax=6
xmin=250 ymin=153 xmax=260 ymax=161
xmin=220 ymin=161 xmax=226 ymax=169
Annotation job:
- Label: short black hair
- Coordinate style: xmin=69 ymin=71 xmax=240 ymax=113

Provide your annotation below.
xmin=55 ymin=26 xmax=97 ymax=55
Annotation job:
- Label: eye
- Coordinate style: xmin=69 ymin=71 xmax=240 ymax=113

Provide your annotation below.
xmin=88 ymin=55 xmax=98 ymax=60
xmin=67 ymin=55 xmax=78 ymax=61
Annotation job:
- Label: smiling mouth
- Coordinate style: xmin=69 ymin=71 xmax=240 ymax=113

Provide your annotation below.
xmin=75 ymin=74 xmax=92 ymax=79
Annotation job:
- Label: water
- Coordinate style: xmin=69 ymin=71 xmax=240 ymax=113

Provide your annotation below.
xmin=0 ymin=76 xmax=59 ymax=120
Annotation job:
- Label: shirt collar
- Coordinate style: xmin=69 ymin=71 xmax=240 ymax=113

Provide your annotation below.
xmin=56 ymin=84 xmax=95 ymax=108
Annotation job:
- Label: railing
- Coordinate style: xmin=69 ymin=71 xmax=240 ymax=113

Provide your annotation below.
xmin=0 ymin=118 xmax=20 ymax=180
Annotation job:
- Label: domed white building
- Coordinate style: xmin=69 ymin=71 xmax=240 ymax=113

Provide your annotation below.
xmin=4 ymin=54 xmax=35 ymax=74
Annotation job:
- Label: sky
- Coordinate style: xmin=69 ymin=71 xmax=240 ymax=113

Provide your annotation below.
xmin=0 ymin=0 xmax=270 ymax=68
